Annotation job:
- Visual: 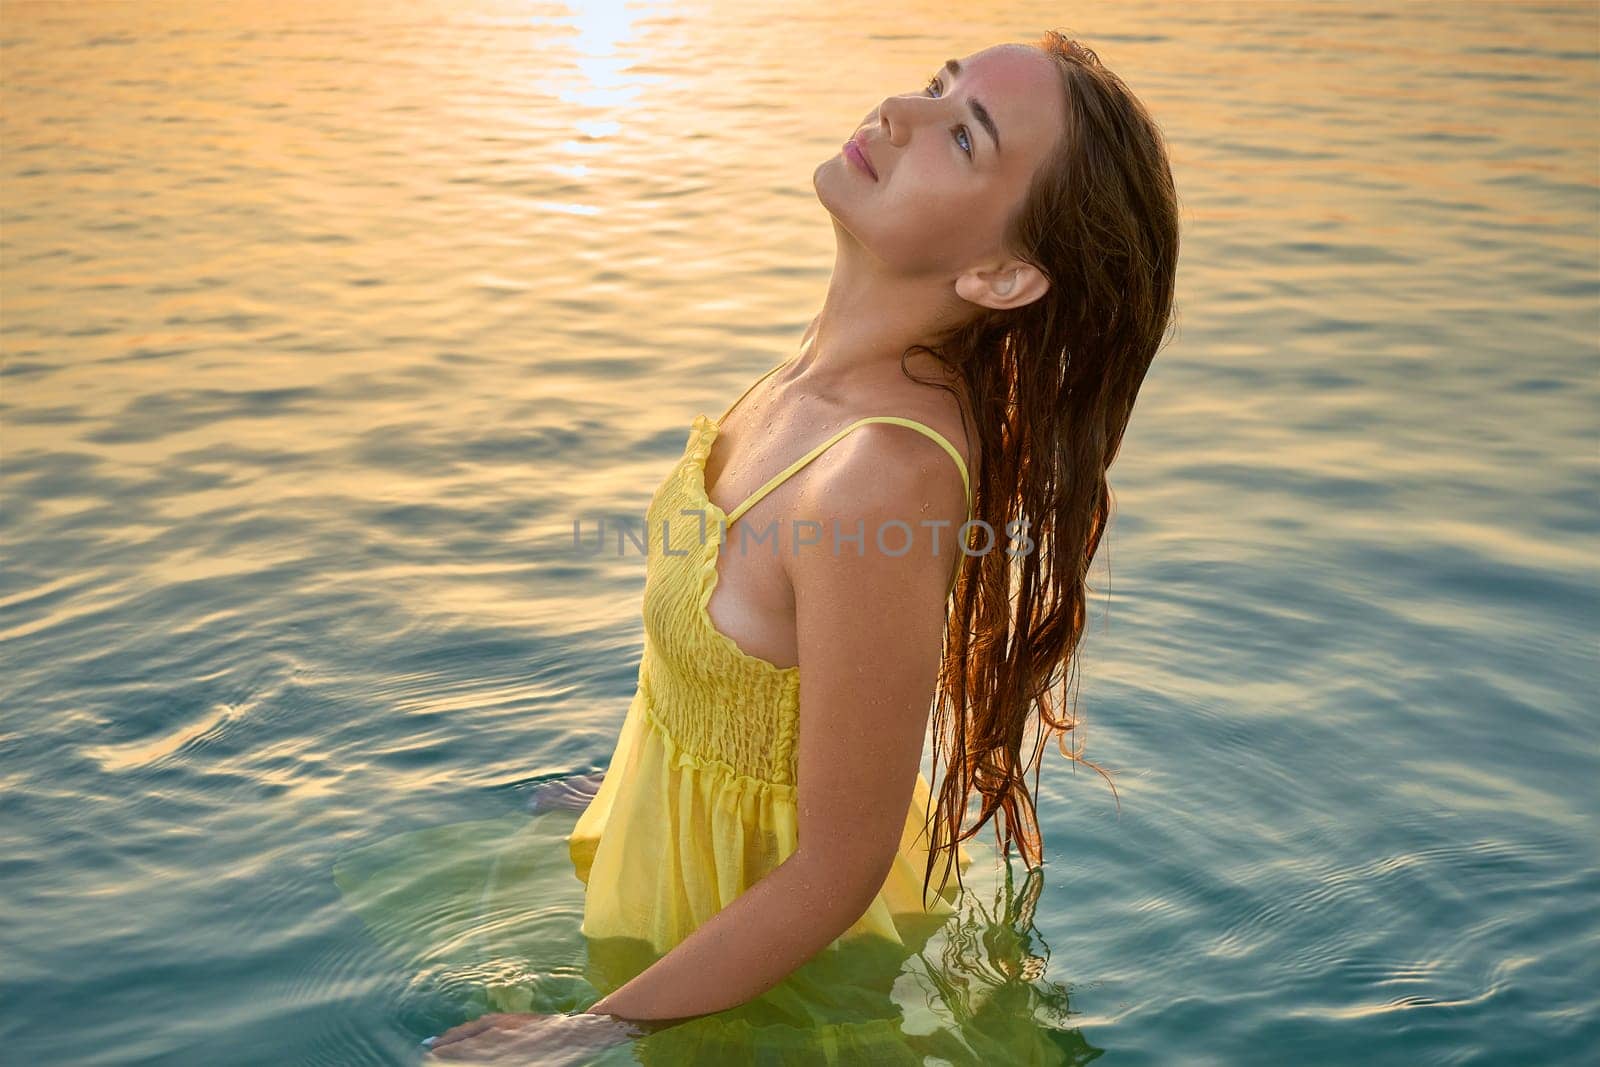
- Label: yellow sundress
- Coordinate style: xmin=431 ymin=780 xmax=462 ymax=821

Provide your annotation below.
xmin=331 ymin=360 xmax=1098 ymax=1062
xmin=568 ymin=355 xmax=978 ymax=957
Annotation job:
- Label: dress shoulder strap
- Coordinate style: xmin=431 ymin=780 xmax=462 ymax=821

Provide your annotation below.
xmin=727 ymin=415 xmax=973 ymax=529
xmin=716 ymin=356 xmax=797 ymax=427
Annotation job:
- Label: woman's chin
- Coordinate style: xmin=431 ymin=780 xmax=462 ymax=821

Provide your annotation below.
xmin=812 ymin=161 xmax=868 ymax=225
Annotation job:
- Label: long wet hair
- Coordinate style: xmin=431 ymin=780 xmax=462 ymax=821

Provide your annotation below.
xmin=907 ymin=30 xmax=1181 ymax=903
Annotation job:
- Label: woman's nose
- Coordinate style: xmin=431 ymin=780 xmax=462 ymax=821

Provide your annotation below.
xmin=874 ymin=93 xmax=929 ymax=147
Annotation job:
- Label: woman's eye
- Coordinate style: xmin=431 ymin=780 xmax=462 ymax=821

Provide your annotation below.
xmin=923 ymin=77 xmax=974 ymax=159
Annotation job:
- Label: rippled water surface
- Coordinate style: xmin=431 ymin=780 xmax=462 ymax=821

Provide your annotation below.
xmin=2 ymin=1 xmax=1597 ymax=1064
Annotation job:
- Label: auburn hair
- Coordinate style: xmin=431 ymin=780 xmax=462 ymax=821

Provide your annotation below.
xmin=905 ymin=30 xmax=1182 ymax=903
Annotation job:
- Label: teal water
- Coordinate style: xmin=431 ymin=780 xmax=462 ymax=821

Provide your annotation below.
xmin=2 ymin=1 xmax=1597 ymax=1064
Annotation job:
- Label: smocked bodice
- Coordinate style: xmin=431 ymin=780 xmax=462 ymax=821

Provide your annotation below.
xmin=636 ymin=413 xmax=803 ymax=788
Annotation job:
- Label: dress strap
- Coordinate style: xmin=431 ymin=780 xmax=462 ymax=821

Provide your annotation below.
xmin=727 ymin=416 xmax=973 ymax=529
xmin=716 ymin=356 xmax=798 ymax=427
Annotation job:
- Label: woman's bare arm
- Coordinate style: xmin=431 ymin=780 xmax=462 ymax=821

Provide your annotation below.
xmin=583 ymin=426 xmax=967 ymax=1024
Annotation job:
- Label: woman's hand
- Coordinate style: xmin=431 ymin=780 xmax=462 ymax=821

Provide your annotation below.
xmin=526 ymin=770 xmax=605 ymax=814
xmin=423 ymin=1010 xmax=635 ymax=1064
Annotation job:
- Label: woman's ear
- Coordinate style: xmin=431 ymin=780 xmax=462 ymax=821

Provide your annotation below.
xmin=954 ymin=262 xmax=1050 ymax=310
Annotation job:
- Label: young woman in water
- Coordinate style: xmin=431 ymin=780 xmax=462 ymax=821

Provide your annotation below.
xmin=427 ymin=29 xmax=1178 ymax=1060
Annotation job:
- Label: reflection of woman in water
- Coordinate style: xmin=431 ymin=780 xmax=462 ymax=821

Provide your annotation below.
xmin=345 ymin=28 xmax=1178 ymax=1062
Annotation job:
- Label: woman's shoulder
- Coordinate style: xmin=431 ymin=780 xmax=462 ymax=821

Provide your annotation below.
xmin=807 ymin=380 xmax=975 ymax=520
xmin=858 ymin=369 xmax=977 ymax=483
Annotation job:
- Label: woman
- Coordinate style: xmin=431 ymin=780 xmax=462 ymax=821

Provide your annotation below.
xmin=427 ymin=29 xmax=1178 ymax=1060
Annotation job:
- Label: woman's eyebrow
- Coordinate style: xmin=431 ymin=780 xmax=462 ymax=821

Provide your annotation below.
xmin=942 ymin=58 xmax=1002 ymax=157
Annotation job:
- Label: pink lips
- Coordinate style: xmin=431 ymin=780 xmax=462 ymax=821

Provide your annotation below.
xmin=843 ymin=138 xmax=878 ymax=181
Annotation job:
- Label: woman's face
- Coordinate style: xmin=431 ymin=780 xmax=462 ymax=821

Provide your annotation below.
xmin=816 ymin=43 xmax=1067 ymax=279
